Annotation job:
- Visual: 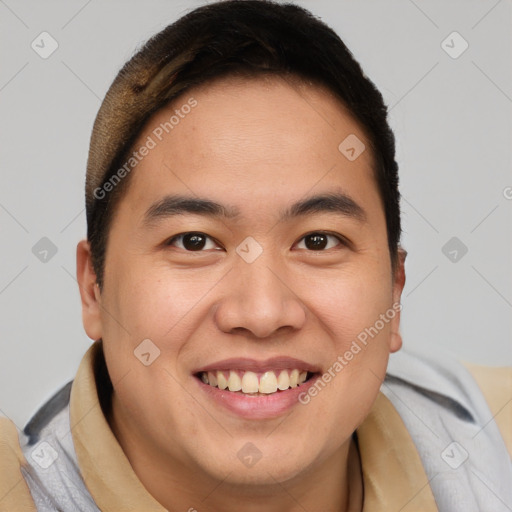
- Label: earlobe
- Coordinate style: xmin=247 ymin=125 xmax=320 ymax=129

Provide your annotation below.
xmin=76 ymin=240 xmax=103 ymax=341
xmin=390 ymin=329 xmax=403 ymax=353
xmin=390 ymin=247 xmax=407 ymax=353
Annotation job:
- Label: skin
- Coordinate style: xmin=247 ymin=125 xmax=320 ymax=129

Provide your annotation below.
xmin=77 ymin=74 xmax=406 ymax=512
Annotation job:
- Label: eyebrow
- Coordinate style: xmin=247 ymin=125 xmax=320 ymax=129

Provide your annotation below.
xmin=142 ymin=190 xmax=367 ymax=226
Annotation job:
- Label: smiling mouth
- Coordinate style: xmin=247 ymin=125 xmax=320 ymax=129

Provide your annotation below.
xmin=196 ymin=369 xmax=316 ymax=395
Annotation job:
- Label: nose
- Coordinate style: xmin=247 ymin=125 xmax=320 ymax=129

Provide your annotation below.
xmin=213 ymin=257 xmax=307 ymax=338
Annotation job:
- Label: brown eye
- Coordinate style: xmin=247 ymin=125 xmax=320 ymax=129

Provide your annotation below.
xmin=167 ymin=232 xmax=219 ymax=251
xmin=305 ymin=233 xmax=328 ymax=250
xmin=296 ymin=232 xmax=344 ymax=251
xmin=182 ymin=233 xmax=206 ymax=250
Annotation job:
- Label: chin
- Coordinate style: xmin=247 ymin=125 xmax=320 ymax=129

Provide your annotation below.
xmin=218 ymin=460 xmax=307 ymax=488
xmin=191 ymin=441 xmax=318 ymax=488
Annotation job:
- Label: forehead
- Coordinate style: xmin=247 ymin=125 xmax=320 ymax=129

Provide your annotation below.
xmin=119 ymin=74 xmax=381 ymax=221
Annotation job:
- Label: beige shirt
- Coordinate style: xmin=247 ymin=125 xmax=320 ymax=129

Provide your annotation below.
xmin=1 ymin=341 xmax=510 ymax=511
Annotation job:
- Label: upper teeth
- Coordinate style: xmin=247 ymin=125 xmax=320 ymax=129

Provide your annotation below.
xmin=200 ymin=369 xmax=308 ymax=394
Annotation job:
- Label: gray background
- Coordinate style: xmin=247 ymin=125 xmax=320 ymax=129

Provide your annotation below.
xmin=1 ymin=0 xmax=511 ymax=428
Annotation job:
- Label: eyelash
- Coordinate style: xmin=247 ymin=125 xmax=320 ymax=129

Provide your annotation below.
xmin=165 ymin=231 xmax=348 ymax=252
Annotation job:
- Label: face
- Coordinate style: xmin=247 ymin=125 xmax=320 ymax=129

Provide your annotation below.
xmin=78 ymin=75 xmax=405 ymax=489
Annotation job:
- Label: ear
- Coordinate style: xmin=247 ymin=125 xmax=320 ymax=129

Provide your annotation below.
xmin=389 ymin=247 xmax=407 ymax=353
xmin=76 ymin=239 xmax=103 ymax=341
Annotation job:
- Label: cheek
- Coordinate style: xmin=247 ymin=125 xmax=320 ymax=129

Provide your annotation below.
xmin=100 ymin=261 xmax=223 ymax=372
xmin=305 ymin=267 xmax=394 ymax=417
xmin=100 ymin=264 xmax=211 ymax=423
xmin=305 ymin=265 xmax=393 ymax=342
xmin=106 ymin=260 xmax=205 ymax=327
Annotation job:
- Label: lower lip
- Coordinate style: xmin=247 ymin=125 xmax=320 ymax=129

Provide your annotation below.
xmin=194 ymin=375 xmax=319 ymax=420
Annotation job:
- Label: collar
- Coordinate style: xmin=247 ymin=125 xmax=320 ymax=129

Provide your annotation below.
xmin=386 ymin=348 xmax=475 ymax=421
xmin=70 ymin=341 xmax=438 ymax=511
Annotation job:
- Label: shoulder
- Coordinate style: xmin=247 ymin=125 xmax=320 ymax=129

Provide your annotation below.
xmin=462 ymin=362 xmax=512 ymax=457
xmin=0 ymin=417 xmax=36 ymax=511
xmin=386 ymin=348 xmax=508 ymax=416
xmin=0 ymin=381 xmax=76 ymax=511
xmin=385 ymin=348 xmax=512 ymax=449
xmin=383 ymin=348 xmax=512 ymax=509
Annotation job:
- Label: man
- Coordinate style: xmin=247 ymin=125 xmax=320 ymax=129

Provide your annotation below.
xmin=1 ymin=1 xmax=510 ymax=510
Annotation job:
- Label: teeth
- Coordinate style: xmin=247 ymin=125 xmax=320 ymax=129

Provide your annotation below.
xmin=217 ymin=371 xmax=228 ymax=390
xmin=207 ymin=371 xmax=217 ymax=387
xmin=277 ymin=370 xmax=290 ymax=390
xmin=259 ymin=371 xmax=278 ymax=394
xmin=200 ymin=369 xmax=310 ymax=395
xmin=227 ymin=371 xmax=242 ymax=392
xmin=241 ymin=371 xmax=259 ymax=393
